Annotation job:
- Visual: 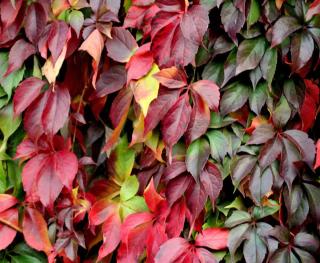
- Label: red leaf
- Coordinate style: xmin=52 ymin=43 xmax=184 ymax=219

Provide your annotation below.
xmin=23 ymin=207 xmax=52 ymax=254
xmin=54 ymin=150 xmax=78 ymax=189
xmin=5 ymin=39 xmax=36 ymax=76
xmin=155 ymin=237 xmax=190 ymax=263
xmin=0 ymin=207 xmax=19 ymax=250
xmin=165 ymin=198 xmax=187 ymax=237
xmin=195 ymin=228 xmax=229 ymax=250
xmin=14 ymin=138 xmax=37 ymax=160
xmin=0 ymin=194 xmax=18 ymax=213
xmin=166 ymin=175 xmax=192 ymax=205
xmin=151 ymin=5 xmax=209 ymax=67
xmin=185 ymin=92 xmax=210 ymax=144
xmin=106 ymin=27 xmax=138 ymax=63
xmin=144 ymin=88 xmax=180 ymax=135
xmin=89 ymin=199 xmax=117 ymax=226
xmin=196 ymin=247 xmax=218 ymax=263
xmin=42 ymin=85 xmax=71 ymax=136
xmin=146 ymin=223 xmax=168 ymax=261
xmin=306 ymin=0 xmax=320 ymax=20
xmin=126 ymin=43 xmax=153 ymax=83
xmin=124 ymin=5 xmax=159 ymax=37
xmin=300 ymin=80 xmax=319 ymax=131
xmin=161 ymin=94 xmax=192 ymax=150
xmin=24 ymin=2 xmax=47 ymax=44
xmin=200 ymin=162 xmax=223 ymax=204
xmin=98 ymin=213 xmax=121 ymax=260
xmin=191 ymin=80 xmax=220 ymax=111
xmin=153 ymin=67 xmax=187 ymax=89
xmin=315 ymin=140 xmax=320 ymax=170
xmin=144 ymin=178 xmax=165 ymax=213
xmin=13 ymin=77 xmax=46 ymax=116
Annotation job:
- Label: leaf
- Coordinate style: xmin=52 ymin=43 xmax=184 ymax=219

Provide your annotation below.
xmin=126 ymin=43 xmax=153 ymax=83
xmin=191 ymin=80 xmax=220 ymax=111
xmin=48 ymin=21 xmax=69 ymax=64
xmin=195 ymin=228 xmax=229 ymax=250
xmin=69 ymin=10 xmax=84 ymax=37
xmin=271 ymin=16 xmax=302 ymax=47
xmin=272 ymin=95 xmax=291 ymax=128
xmin=220 ymin=82 xmax=250 ymax=116
xmin=153 ymin=67 xmax=187 ymax=89
xmin=252 ymin=200 xmax=280 ymax=219
xmin=151 ymin=5 xmax=209 ymax=67
xmin=306 ymin=0 xmax=320 ymax=20
xmin=206 ymin=130 xmax=228 ymax=162
xmin=249 ymin=82 xmax=267 ymax=115
xmin=221 ymin=0 xmax=245 ymax=43
xmin=144 ymin=88 xmax=179 ymax=135
xmin=41 ymin=85 xmax=71 ymax=136
xmin=23 ymin=207 xmax=52 ymax=254
xmin=231 ymin=155 xmax=257 ymax=187
xmin=79 ymin=29 xmax=104 ymax=88
xmin=224 ymin=211 xmax=251 ymax=228
xmin=161 ymin=94 xmax=192 ymax=150
xmin=260 ymin=48 xmax=277 ymax=87
xmin=131 ymin=63 xmax=160 ymax=116
xmin=0 ymin=104 xmax=21 ymax=141
xmin=303 ymin=183 xmax=320 ymax=221
xmin=120 ymin=176 xmax=139 ymax=202
xmin=315 ymin=140 xmax=320 ymax=170
xmin=0 ymin=207 xmax=19 ymax=250
xmin=294 ymin=232 xmax=319 ymax=253
xmin=12 ymin=242 xmax=47 ymax=263
xmin=5 ymin=39 xmax=36 ymax=76
xmin=108 ymin=136 xmax=135 ymax=183
xmin=0 ymin=194 xmax=17 ymax=213
xmin=13 ymin=77 xmax=45 ymax=116
xmin=143 ymin=178 xmax=165 ymax=213
xmin=249 ymin=166 xmax=273 ymax=205
xmin=186 ymin=138 xmax=210 ymax=182
xmin=155 ymin=237 xmax=190 ymax=263
xmin=243 ymin=229 xmax=267 ymax=263
xmin=185 ymin=182 xmax=207 ymax=223
xmin=106 ymin=27 xmax=138 ymax=63
xmin=259 ymin=137 xmax=282 ymax=169
xmin=228 ymin=223 xmax=250 ymax=256
xmin=185 ymin=92 xmax=210 ymax=145
xmin=247 ymin=0 xmax=260 ymax=27
xmin=291 ymin=31 xmax=314 ymax=72
xmin=24 ymin=2 xmax=47 ymax=44
xmin=200 ymin=162 xmax=223 ymax=203
xmin=247 ymin=123 xmax=275 ymax=145
xmin=95 ymin=65 xmax=126 ymax=98
xmin=89 ymin=200 xmax=117 ymax=226
xmin=235 ymin=37 xmax=266 ymax=75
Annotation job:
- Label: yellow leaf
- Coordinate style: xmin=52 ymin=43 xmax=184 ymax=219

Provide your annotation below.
xmin=132 ymin=64 xmax=160 ymax=116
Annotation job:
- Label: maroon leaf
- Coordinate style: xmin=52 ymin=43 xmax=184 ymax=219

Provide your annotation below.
xmin=291 ymin=31 xmax=314 ymax=72
xmin=185 ymin=92 xmax=210 ymax=144
xmin=106 ymin=27 xmax=138 ymax=63
xmin=24 ymin=2 xmax=47 ymax=44
xmin=247 ymin=123 xmax=275 ymax=145
xmin=144 ymin=88 xmax=180 ymax=135
xmin=259 ymin=137 xmax=283 ymax=169
xmin=271 ymin=16 xmax=301 ymax=47
xmin=95 ymin=65 xmax=127 ymax=98
xmin=13 ymin=77 xmax=46 ymax=116
xmin=200 ymin=162 xmax=223 ymax=204
xmin=0 ymin=0 xmax=23 ymax=27
xmin=166 ymin=175 xmax=192 ymax=205
xmin=161 ymin=94 xmax=192 ymax=150
xmin=185 ymin=182 xmax=207 ymax=224
xmin=231 ymin=155 xmax=257 ymax=187
xmin=5 ymin=39 xmax=36 ymax=76
xmin=42 ymin=85 xmax=71 ymax=136
xmin=48 ymin=21 xmax=69 ymax=64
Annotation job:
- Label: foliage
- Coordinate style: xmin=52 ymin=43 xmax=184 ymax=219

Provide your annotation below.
xmin=0 ymin=0 xmax=319 ymax=262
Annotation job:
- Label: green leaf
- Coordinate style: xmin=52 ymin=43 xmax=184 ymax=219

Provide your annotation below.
xmin=220 ymin=82 xmax=250 ymax=116
xmin=224 ymin=196 xmax=246 ymax=211
xmin=247 ymin=0 xmax=260 ymax=27
xmin=120 ymin=175 xmax=139 ymax=202
xmin=260 ymin=47 xmax=277 ymax=87
xmin=243 ymin=229 xmax=267 ymax=263
xmin=202 ymin=61 xmax=224 ymax=86
xmin=252 ymin=199 xmax=280 ymax=219
xmin=206 ymin=130 xmax=228 ymax=162
xmin=235 ymin=37 xmax=266 ymax=75
xmin=111 ymin=136 xmax=135 ymax=183
xmin=120 ymin=196 xmax=148 ymax=219
xmin=272 ymin=95 xmax=291 ymax=128
xmin=186 ymin=138 xmax=210 ymax=182
xmin=12 ymin=242 xmax=46 ymax=263
xmin=225 ymin=210 xmax=251 ymax=228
